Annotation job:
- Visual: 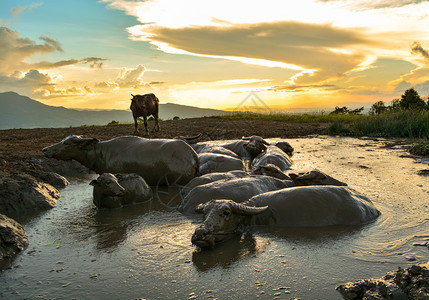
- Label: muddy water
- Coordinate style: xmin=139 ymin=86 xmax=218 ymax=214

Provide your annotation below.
xmin=1 ymin=136 xmax=428 ymax=299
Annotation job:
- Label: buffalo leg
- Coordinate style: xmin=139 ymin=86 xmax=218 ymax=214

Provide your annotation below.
xmin=152 ymin=114 xmax=160 ymax=133
xmin=143 ymin=116 xmax=149 ymax=136
xmin=133 ymin=116 xmax=139 ymax=134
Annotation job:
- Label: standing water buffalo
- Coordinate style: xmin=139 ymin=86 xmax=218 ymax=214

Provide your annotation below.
xmin=130 ymin=93 xmax=160 ymax=135
xmin=192 ymin=186 xmax=380 ymax=248
xmin=42 ymin=135 xmax=199 ymax=186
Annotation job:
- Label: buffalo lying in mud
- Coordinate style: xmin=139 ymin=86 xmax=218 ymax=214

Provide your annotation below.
xmin=251 ymin=145 xmax=293 ymax=172
xmin=181 ymin=135 xmax=294 ymax=161
xmin=198 ymin=153 xmax=245 ymax=175
xmin=192 ymin=186 xmax=380 ymax=248
xmin=179 ymin=169 xmax=348 ymax=213
xmin=90 ymin=173 xmax=152 ymax=209
xmin=42 ymin=135 xmax=199 ymax=186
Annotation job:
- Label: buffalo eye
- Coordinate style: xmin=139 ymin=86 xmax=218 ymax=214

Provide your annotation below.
xmin=223 ymin=210 xmax=230 ymax=216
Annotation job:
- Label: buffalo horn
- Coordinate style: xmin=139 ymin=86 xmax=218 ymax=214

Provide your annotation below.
xmin=182 ymin=133 xmax=202 ymax=141
xmin=295 ymin=171 xmax=317 ymax=180
xmin=230 ymin=202 xmax=268 ymax=216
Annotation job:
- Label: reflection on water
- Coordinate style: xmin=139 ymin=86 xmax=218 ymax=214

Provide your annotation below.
xmin=1 ymin=136 xmax=428 ymax=299
xmin=192 ymin=233 xmax=269 ymax=272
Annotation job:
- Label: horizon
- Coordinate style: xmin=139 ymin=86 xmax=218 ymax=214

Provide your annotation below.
xmin=1 ymin=1 xmax=429 ymax=112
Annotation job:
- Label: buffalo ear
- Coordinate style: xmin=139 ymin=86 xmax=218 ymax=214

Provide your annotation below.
xmin=89 ymin=179 xmax=98 ymax=186
xmin=81 ymin=138 xmax=99 ymax=148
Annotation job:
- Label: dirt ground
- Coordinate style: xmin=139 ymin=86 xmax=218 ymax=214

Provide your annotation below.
xmin=0 ymin=117 xmax=330 ymax=176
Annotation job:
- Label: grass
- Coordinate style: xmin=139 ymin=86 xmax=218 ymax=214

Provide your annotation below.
xmin=328 ymin=110 xmax=429 ymax=139
xmin=217 ymin=112 xmax=362 ymax=123
xmin=409 ymin=140 xmax=429 ymax=156
xmin=219 ymin=110 xmax=429 ymax=140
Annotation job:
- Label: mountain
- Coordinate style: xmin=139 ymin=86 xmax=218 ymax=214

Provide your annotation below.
xmin=0 ymin=92 xmax=228 ymax=129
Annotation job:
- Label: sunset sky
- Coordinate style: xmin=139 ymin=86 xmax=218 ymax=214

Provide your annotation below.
xmin=1 ymin=0 xmax=429 ymax=111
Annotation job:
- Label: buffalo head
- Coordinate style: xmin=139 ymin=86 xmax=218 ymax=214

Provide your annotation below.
xmin=289 ymin=170 xmax=347 ymax=186
xmin=192 ymin=199 xmax=268 ymax=248
xmin=273 ymin=141 xmax=294 ymax=156
xmin=42 ymin=135 xmax=99 ymax=160
xmin=251 ymin=164 xmax=291 ymax=180
xmin=242 ymin=136 xmax=270 ymax=158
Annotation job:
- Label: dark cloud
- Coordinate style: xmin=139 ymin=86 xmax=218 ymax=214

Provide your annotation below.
xmin=80 ymin=57 xmax=108 ymax=68
xmin=31 ymin=59 xmax=80 ymax=69
xmin=138 ymin=21 xmax=375 ymax=84
xmin=0 ymin=27 xmax=108 ymax=74
xmin=394 ymin=80 xmax=412 ymax=92
xmin=415 ymin=80 xmax=429 ymax=95
xmin=411 ymin=41 xmax=429 ymax=60
xmin=39 ymin=36 xmax=63 ymax=52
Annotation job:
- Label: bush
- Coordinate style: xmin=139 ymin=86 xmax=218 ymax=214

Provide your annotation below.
xmin=108 ymin=120 xmax=119 ymax=125
xmin=409 ymin=140 xmax=429 ymax=156
xmin=329 ymin=110 xmax=429 ymax=139
xmin=369 ymin=101 xmax=388 ymax=115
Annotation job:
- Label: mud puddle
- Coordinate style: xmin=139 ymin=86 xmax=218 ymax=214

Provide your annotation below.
xmin=1 ymin=136 xmax=428 ymax=299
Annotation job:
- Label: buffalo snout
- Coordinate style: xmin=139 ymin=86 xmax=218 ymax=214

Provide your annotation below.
xmin=192 ymin=226 xmax=215 ymax=248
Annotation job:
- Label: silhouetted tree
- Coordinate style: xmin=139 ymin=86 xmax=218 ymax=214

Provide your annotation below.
xmin=349 ymin=107 xmax=364 ymax=115
xmin=330 ymin=106 xmax=364 ymax=115
xmin=399 ymin=88 xmax=426 ymax=110
xmin=389 ymin=98 xmax=401 ymax=111
xmin=330 ymin=106 xmax=350 ymax=114
xmin=369 ymin=101 xmax=388 ymax=115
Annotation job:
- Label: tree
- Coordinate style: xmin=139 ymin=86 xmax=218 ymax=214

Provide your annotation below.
xmin=349 ymin=107 xmax=364 ymax=115
xmin=369 ymin=101 xmax=388 ymax=115
xmin=399 ymin=88 xmax=426 ymax=110
xmin=330 ymin=106 xmax=364 ymax=115
xmin=390 ymin=98 xmax=401 ymax=111
xmin=330 ymin=106 xmax=350 ymax=114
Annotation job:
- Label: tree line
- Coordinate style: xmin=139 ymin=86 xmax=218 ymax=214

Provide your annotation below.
xmin=330 ymin=88 xmax=429 ymax=115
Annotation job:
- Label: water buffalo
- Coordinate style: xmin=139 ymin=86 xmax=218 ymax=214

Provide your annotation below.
xmin=220 ymin=136 xmax=269 ymax=160
xmin=180 ymin=170 xmax=248 ymax=199
xmin=251 ymin=145 xmax=293 ymax=172
xmin=42 ymin=135 xmax=199 ymax=186
xmin=195 ymin=145 xmax=240 ymax=159
xmin=251 ymin=164 xmax=291 ymax=180
xmin=178 ymin=176 xmax=294 ymax=214
xmin=198 ymin=153 xmax=245 ymax=176
xmin=179 ymin=167 xmax=348 ymax=211
xmin=289 ymin=170 xmax=347 ymax=186
xmin=272 ymin=141 xmax=294 ymax=157
xmin=90 ymin=173 xmax=152 ymax=209
xmin=192 ymin=186 xmax=380 ymax=248
xmin=130 ymin=93 xmax=159 ymax=135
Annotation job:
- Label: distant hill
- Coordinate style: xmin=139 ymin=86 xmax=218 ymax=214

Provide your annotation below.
xmin=0 ymin=92 xmax=228 ymax=129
